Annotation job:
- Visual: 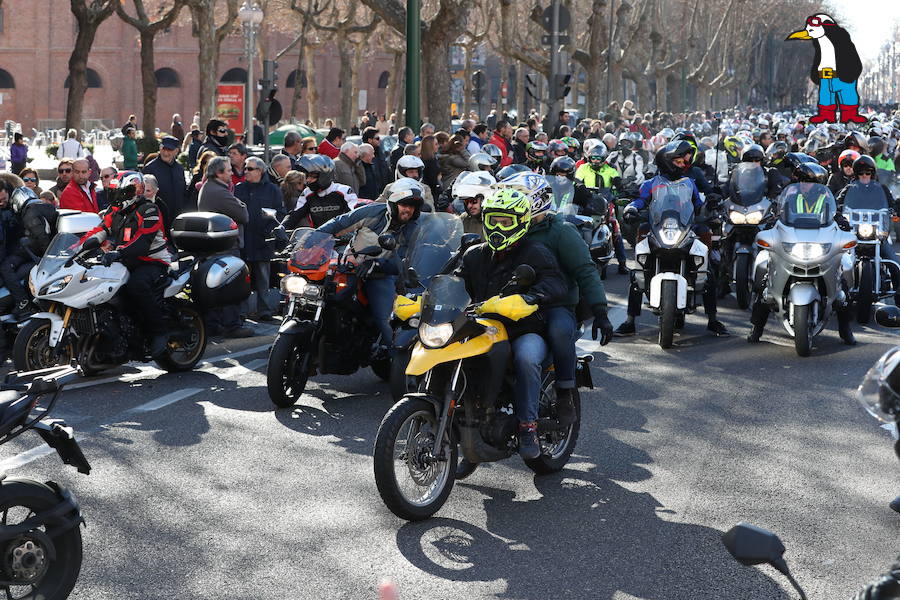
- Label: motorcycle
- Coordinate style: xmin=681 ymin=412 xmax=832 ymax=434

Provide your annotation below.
xmin=374 ymin=268 xmax=592 ymax=521
xmin=752 ymin=183 xmax=857 ymax=357
xmin=721 ymin=163 xmax=773 ymax=309
xmin=843 ymin=183 xmax=900 ymax=323
xmin=584 ymin=187 xmax=616 ymax=279
xmin=265 ymin=227 xmax=393 ymax=408
xmin=631 ymin=178 xmax=710 ymax=349
xmin=0 ymin=365 xmax=91 ymax=599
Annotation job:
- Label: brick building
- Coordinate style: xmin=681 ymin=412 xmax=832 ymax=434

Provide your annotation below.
xmin=0 ymin=0 xmax=393 ymax=132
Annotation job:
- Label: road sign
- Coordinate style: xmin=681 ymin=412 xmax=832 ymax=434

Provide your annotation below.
xmin=540 ymin=4 xmax=571 ymax=32
xmin=541 ymin=35 xmax=570 ymax=45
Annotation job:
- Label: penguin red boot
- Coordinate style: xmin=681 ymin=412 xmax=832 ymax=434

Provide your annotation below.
xmin=809 ymin=104 xmax=837 ymax=124
xmin=839 ymin=104 xmax=867 ymax=124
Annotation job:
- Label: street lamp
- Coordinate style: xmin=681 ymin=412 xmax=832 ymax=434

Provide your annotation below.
xmin=238 ymin=0 xmax=264 ymax=144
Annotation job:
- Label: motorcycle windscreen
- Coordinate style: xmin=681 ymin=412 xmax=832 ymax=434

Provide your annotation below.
xmin=36 ymin=233 xmax=82 ymax=279
xmin=544 ymin=175 xmax=575 ymax=211
xmin=876 ymin=169 xmax=895 ymax=185
xmin=403 ymin=213 xmax=464 ymax=285
xmin=729 ymin=163 xmax=767 ymax=206
xmin=420 ymin=275 xmax=470 ymax=326
xmin=843 ymin=182 xmax=890 ymax=211
xmin=289 ymin=228 xmax=336 ymax=270
xmin=777 ymin=183 xmax=836 ymax=229
xmin=649 ymin=177 xmax=695 ymax=228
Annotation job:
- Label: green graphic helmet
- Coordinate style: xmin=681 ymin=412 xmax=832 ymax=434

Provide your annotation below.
xmin=482 ymin=188 xmax=532 ymax=252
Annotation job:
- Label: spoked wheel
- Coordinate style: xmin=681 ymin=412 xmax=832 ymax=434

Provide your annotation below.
xmin=12 ymin=320 xmax=73 ymax=372
xmin=267 ymin=333 xmax=312 ymax=408
xmin=524 ymin=379 xmax=581 ymax=475
xmin=373 ymin=397 xmax=456 ymax=521
xmin=0 ymin=479 xmax=83 ymax=600
xmin=154 ymin=305 xmax=208 ymax=372
xmin=792 ymin=303 xmax=814 ymax=357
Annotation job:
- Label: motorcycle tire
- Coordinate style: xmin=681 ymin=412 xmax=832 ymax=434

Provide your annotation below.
xmin=0 ymin=478 xmax=83 ymax=600
xmin=735 ymin=254 xmax=751 ymax=310
xmin=658 ymin=279 xmax=677 ymax=349
xmin=793 ymin=303 xmax=813 ymax=357
xmin=856 ymin=261 xmax=875 ymax=324
xmin=154 ymin=305 xmax=207 ymax=372
xmin=13 ymin=320 xmax=74 ymax=373
xmin=373 ymin=397 xmax=456 ymax=521
xmin=266 ymin=333 xmax=311 ymax=408
xmin=389 ymin=350 xmax=413 ymax=402
xmin=525 ymin=388 xmax=581 ymax=475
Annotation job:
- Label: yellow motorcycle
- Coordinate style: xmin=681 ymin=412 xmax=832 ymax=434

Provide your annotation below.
xmin=373 ymin=268 xmax=593 ymax=521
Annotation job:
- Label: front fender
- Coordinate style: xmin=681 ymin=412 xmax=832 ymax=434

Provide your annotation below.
xmin=277 ymin=318 xmax=314 ymax=336
xmin=788 ymin=282 xmax=820 ymax=307
xmin=29 ymin=312 xmax=65 ymax=347
xmin=406 ymin=319 xmax=508 ymax=376
xmin=649 ymin=273 xmax=688 ymax=309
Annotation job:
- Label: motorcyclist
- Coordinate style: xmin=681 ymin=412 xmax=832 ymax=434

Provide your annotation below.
xmin=607 ymin=133 xmax=646 ymax=186
xmin=615 ymin=141 xmax=729 ymax=337
xmin=454 ymin=188 xmax=568 ymax=459
xmin=450 ymin=171 xmax=494 ymax=236
xmin=377 ymin=155 xmax=434 ymax=209
xmin=481 ymin=144 xmax=504 ymax=175
xmin=870 ymin=136 xmax=897 ymax=185
xmin=282 ymin=154 xmax=356 ymax=229
xmin=80 ymin=172 xmax=174 ymax=358
xmin=317 ymin=178 xmax=424 ymax=352
xmin=738 ymin=144 xmax=785 ymax=199
xmin=525 ymin=141 xmax=549 ymax=173
xmin=573 ymin=146 xmax=629 ymax=274
xmin=723 ymin=135 xmax=745 ymax=165
xmin=561 ymin=136 xmax=580 ymax=161
xmin=828 ymin=149 xmax=860 ymax=195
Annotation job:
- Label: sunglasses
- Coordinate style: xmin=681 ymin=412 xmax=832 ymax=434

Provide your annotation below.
xmin=58 ymin=168 xmax=71 ymax=174
xmin=216 ymin=128 xmax=228 ymax=134
xmin=101 ymin=174 xmax=113 ymax=179
xmin=245 ymin=167 xmax=258 ymax=171
xmin=22 ymin=177 xmax=37 ymax=183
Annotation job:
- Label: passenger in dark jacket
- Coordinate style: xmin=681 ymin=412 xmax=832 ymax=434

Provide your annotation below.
xmin=359 ymin=143 xmax=386 ymax=200
xmin=142 ymin=136 xmax=186 ymax=228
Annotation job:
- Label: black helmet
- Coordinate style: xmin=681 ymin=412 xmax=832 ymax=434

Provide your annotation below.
xmin=298 ymin=154 xmax=334 ymax=192
xmin=9 ymin=186 xmax=38 ymax=214
xmin=765 ymin=141 xmax=789 ymax=166
xmin=852 ymin=154 xmax=877 ymax=177
xmin=655 ymin=140 xmax=693 ymax=180
xmin=783 ymin=152 xmax=816 ymax=173
xmin=741 ymin=144 xmax=765 ymax=163
xmin=843 ymin=131 xmax=868 ymax=153
xmin=548 ymin=156 xmax=576 ymax=179
xmin=868 ymin=135 xmax=886 ymax=157
xmin=496 ymin=164 xmax=531 ymax=179
xmin=793 ymin=162 xmax=828 ymax=184
xmin=673 ymin=132 xmax=701 ymax=165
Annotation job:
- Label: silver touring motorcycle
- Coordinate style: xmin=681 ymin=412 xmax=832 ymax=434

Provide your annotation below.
xmin=749 ymin=182 xmax=857 ymax=356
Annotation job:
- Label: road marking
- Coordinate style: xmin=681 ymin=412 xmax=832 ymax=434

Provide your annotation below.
xmin=0 ymin=443 xmax=53 ymax=472
xmin=216 ymin=358 xmax=268 ymax=378
xmin=128 ymin=388 xmax=203 ymax=413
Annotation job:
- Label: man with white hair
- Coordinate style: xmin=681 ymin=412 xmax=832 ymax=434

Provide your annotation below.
xmin=57 ymin=129 xmax=84 ymax=159
xmin=267 ymin=154 xmax=292 ymax=186
xmin=358 ymin=143 xmax=385 ymax=200
xmin=333 ymin=141 xmax=366 ymax=194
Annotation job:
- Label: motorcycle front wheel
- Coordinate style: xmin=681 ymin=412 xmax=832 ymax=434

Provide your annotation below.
xmin=12 ymin=320 xmax=74 ymax=372
xmin=734 ymin=253 xmax=751 ymax=310
xmin=154 ymin=305 xmax=207 ymax=372
xmin=856 ymin=261 xmax=875 ymax=324
xmin=266 ymin=333 xmax=312 ymax=408
xmin=793 ymin=303 xmax=813 ymax=357
xmin=373 ymin=397 xmax=456 ymax=521
xmin=0 ymin=478 xmax=83 ymax=600
xmin=658 ymin=279 xmax=677 ymax=349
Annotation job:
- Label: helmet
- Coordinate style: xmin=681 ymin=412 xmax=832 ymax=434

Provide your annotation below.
xmin=858 ymin=345 xmax=900 ymax=424
xmin=723 ymin=136 xmax=744 ymax=159
xmin=586 ymin=144 xmax=609 ymax=168
xmin=868 ymin=135 xmax=886 ymax=157
xmin=741 ymin=144 xmax=765 ymax=163
xmin=9 ymin=186 xmax=38 ymax=214
xmin=395 ymin=154 xmax=425 ymax=181
xmin=843 ymin=131 xmax=868 ymax=153
xmin=582 ymin=138 xmax=602 ymax=156
xmin=547 ymin=139 xmax=568 ymax=157
xmin=617 ymin=132 xmax=635 ymax=151
xmin=656 ymin=141 xmax=693 ymax=180
xmin=852 ymin=154 xmax=877 ymax=177
xmin=561 ymin=136 xmax=580 ymax=157
xmin=548 ymin=156 xmax=576 ymax=179
xmin=493 ymin=171 xmax=553 ymax=217
xmin=838 ymin=149 xmax=861 ymax=169
xmin=525 ymin=141 xmax=549 ymax=164
xmin=673 ymin=132 xmax=700 ymax=164
xmin=481 ymin=188 xmax=532 ymax=252
xmin=468 ymin=152 xmax=497 ymax=173
xmin=496 ymin=164 xmax=531 ymax=179
xmin=699 ymin=136 xmax=715 ymax=151
xmin=108 ymin=170 xmax=145 ymax=202
xmin=659 ymin=128 xmax=675 ymax=141
xmin=481 ymin=143 xmax=503 ymax=163
xmin=783 ymin=152 xmax=817 ymax=172
xmin=793 ymin=162 xmax=828 ymax=184
xmin=452 ymin=171 xmax=495 ymax=202
xmin=299 ymin=154 xmax=335 ymax=192
xmin=765 ymin=141 xmax=789 ymax=166
xmin=386 ymin=177 xmax=425 ymax=223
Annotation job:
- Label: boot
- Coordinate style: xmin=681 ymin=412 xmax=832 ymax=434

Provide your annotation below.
xmin=617 ymin=263 xmax=629 ymax=275
xmin=517 ymin=422 xmax=540 ymax=460
xmin=839 ymin=104 xmax=867 ymax=124
xmin=555 ymin=388 xmax=576 ymax=427
xmin=838 ymin=312 xmax=857 ymax=345
xmin=707 ymin=317 xmax=729 ymax=336
xmin=614 ymin=318 xmax=636 ymax=337
xmin=747 ymin=301 xmax=770 ymax=343
xmin=149 ymin=333 xmax=169 ymax=359
xmin=747 ymin=324 xmax=765 ymax=343
xmin=808 ymin=104 xmax=837 ymax=124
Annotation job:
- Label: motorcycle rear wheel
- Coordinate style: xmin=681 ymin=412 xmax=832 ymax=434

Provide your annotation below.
xmin=154 ymin=306 xmax=207 ymax=372
xmin=856 ymin=261 xmax=875 ymax=324
xmin=266 ymin=333 xmax=311 ymax=408
xmin=0 ymin=478 xmax=83 ymax=600
xmin=525 ymin=388 xmax=581 ymax=475
xmin=12 ymin=320 xmax=74 ymax=373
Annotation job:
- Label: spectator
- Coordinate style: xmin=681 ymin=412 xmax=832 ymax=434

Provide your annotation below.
xmin=488 ymin=120 xmax=513 ymax=167
xmin=171 ymin=113 xmax=185 ymax=141
xmin=420 ymin=134 xmax=441 ymax=200
xmin=141 ymin=174 xmax=170 ymax=229
xmin=198 ymin=119 xmax=229 ymax=157
xmin=358 ymin=144 xmax=383 ymax=200
xmin=186 ymin=129 xmax=203 ymax=169
xmin=551 ymin=110 xmax=570 ymax=138
xmin=301 ymin=136 xmax=317 ymax=154
xmin=234 ymin=156 xmax=284 ymax=321
xmin=486 ymin=109 xmax=498 ymax=130
xmin=39 ymin=191 xmax=57 ymax=206
xmin=281 ymin=170 xmax=306 ymax=212
xmin=459 ymin=119 xmax=475 ymax=134
xmin=96 ymin=166 xmax=117 ymax=211
xmin=252 ymin=118 xmax=265 ymax=145
xmin=415 ymin=122 xmax=435 ymax=142
xmin=122 ymin=127 xmax=139 ymax=170
xmin=362 ymin=127 xmax=392 ymax=188
xmin=57 ymin=129 xmax=84 ymax=159
xmin=317 ymin=127 xmax=344 ymax=159
xmin=438 ymin=133 xmax=470 ymax=189
xmin=142 ymin=136 xmax=186 ymax=227
xmin=467 ymin=123 xmax=489 ymax=155
xmin=197 ymin=156 xmax=252 ymax=339
xmin=390 ymin=127 xmax=414 ymax=172
xmin=121 ymin=114 xmax=138 ymax=135
xmin=267 ymin=154 xmax=292 ymax=186
xmin=191 ymin=111 xmax=200 ymax=128
xmin=59 ymin=158 xmax=99 ymax=213
xmin=333 ymin=142 xmax=365 ymax=194
xmin=9 ymin=133 xmax=28 ymax=174
xmin=376 ymin=114 xmax=390 ymax=135
xmin=511 ymin=127 xmax=530 ymax=164
xmin=48 ymin=159 xmax=74 ymax=198
xmin=228 ymin=142 xmax=249 ymax=185
xmin=83 ymin=149 xmax=101 ymax=183
xmin=185 ymin=150 xmax=218 ymax=213
xmin=281 ymin=131 xmax=303 ymax=170
xmin=18 ymin=168 xmax=41 ymax=195
xmin=323 ymin=119 xmax=334 ymax=128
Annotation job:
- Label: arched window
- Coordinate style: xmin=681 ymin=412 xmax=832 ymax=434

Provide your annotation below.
xmin=377 ymin=71 xmax=389 ymax=89
xmin=220 ymin=68 xmax=247 ymax=83
xmin=155 ymin=67 xmax=180 ymax=88
xmin=0 ymin=69 xmax=13 ymax=89
xmin=64 ymin=68 xmax=102 ymax=88
xmin=286 ymin=69 xmax=307 ymax=89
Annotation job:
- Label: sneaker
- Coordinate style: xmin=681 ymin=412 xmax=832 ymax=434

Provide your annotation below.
xmin=555 ymin=389 xmax=576 ymax=427
xmin=614 ymin=321 xmax=636 ymax=337
xmin=517 ymin=422 xmax=541 ymax=460
xmin=707 ymin=319 xmax=729 ymax=336
xmin=224 ymin=326 xmax=254 ymax=339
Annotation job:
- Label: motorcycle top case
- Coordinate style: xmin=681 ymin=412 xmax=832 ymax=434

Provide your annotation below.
xmin=191 ymin=255 xmax=251 ymax=308
xmin=171 ymin=212 xmax=240 ymax=255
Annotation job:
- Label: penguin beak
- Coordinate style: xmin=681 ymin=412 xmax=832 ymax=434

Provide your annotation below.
xmin=786 ymin=29 xmax=812 ymax=40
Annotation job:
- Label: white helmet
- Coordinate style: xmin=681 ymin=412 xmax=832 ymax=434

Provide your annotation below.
xmin=452 ymin=171 xmax=495 ymax=201
xmin=492 ymin=171 xmax=552 ymax=216
xmin=468 ymin=152 xmax=497 ymax=173
xmin=582 ymin=138 xmax=602 ymax=156
xmin=386 ymin=177 xmax=425 ymax=222
xmin=395 ymin=155 xmax=425 ymax=181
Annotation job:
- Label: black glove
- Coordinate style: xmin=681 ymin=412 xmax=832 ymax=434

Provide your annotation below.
xmin=101 ymin=251 xmax=120 ymax=267
xmin=591 ymin=306 xmax=613 ymax=345
xmin=705 ymin=193 xmax=723 ymax=210
xmin=623 ymin=205 xmax=640 ymax=224
xmin=835 ymin=213 xmax=852 ymax=231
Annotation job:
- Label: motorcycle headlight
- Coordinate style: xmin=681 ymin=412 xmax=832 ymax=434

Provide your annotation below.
xmin=782 ymin=242 xmax=830 ymax=260
xmin=40 ymin=275 xmax=72 ymax=296
xmin=280 ymin=275 xmax=307 ymax=296
xmin=658 ymin=218 xmax=682 ymax=245
xmin=857 ymin=223 xmax=876 ymax=240
xmin=302 ymin=284 xmax=323 ymax=300
xmin=419 ymin=322 xmax=454 ymax=348
xmin=729 ymin=210 xmax=746 ymax=224
xmin=28 ymin=277 xmax=36 ymax=297
xmin=745 ymin=211 xmax=763 ymax=225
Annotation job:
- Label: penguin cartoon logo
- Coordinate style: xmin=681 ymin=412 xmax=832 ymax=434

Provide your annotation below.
xmin=786 ymin=13 xmax=865 ymax=125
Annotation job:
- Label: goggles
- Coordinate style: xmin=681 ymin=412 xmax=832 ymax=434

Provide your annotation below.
xmin=806 ymin=16 xmax=833 ymax=27
xmin=484 ymin=213 xmax=521 ymax=231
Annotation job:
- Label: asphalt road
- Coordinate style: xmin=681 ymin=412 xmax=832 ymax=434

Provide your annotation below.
xmin=0 ymin=276 xmax=897 ymax=600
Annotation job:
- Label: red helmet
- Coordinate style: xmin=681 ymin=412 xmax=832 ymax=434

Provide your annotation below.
xmin=838 ymin=149 xmax=861 ymax=168
xmin=109 ymin=171 xmax=145 ymax=195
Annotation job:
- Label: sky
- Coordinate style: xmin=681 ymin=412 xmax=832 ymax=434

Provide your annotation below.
xmin=825 ymin=0 xmax=900 ymax=62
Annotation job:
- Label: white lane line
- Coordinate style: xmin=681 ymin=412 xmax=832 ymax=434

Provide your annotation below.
xmin=128 ymin=388 xmax=203 ymax=413
xmin=216 ymin=358 xmax=268 ymax=378
xmin=0 ymin=444 xmax=54 ymax=472
xmin=197 ymin=343 xmax=272 ymax=368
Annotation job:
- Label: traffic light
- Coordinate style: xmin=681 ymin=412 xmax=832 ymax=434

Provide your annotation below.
xmin=257 ymin=60 xmax=282 ymax=126
xmin=552 ymin=73 xmax=572 ymax=100
xmin=525 ymin=73 xmax=539 ymax=101
xmin=472 ymin=70 xmax=486 ymax=103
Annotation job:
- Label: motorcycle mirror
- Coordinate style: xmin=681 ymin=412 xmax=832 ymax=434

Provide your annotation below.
xmin=875 ymin=305 xmax=900 ymax=328
xmin=459 ymin=233 xmax=482 ymax=252
xmin=82 ymin=237 xmax=100 ymax=252
xmin=378 ymin=234 xmax=397 ymax=251
xmin=512 ymin=264 xmax=536 ymax=287
xmin=261 ymin=207 xmax=278 ymax=220
xmin=722 ymin=523 xmax=786 ymax=567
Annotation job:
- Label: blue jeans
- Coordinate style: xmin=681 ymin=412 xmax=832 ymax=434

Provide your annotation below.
xmin=818 ymin=78 xmax=859 ymax=106
xmin=364 ymin=276 xmax=396 ymax=345
xmin=512 ymin=333 xmax=548 ymax=423
xmin=546 ymin=306 xmax=577 ymax=390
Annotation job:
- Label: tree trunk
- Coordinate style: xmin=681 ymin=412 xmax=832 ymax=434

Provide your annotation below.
xmin=349 ymin=42 xmax=363 ymax=126
xmin=305 ymin=49 xmax=319 ymax=126
xmin=635 ymin=76 xmax=651 ymax=114
xmin=66 ymin=19 xmax=102 ymax=131
xmin=421 ymin=38 xmax=452 ymax=131
xmin=385 ymin=49 xmax=403 ymax=117
xmin=515 ymin=61 xmax=525 ymax=120
xmin=338 ymin=44 xmax=353 ymax=129
xmin=139 ymin=30 xmax=158 ymax=136
xmin=290 ymin=43 xmax=305 ymax=120
xmin=655 ymin=73 xmax=667 ymax=112
xmin=192 ymin=6 xmax=221 ymax=126
xmin=462 ymin=44 xmax=474 ymax=119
